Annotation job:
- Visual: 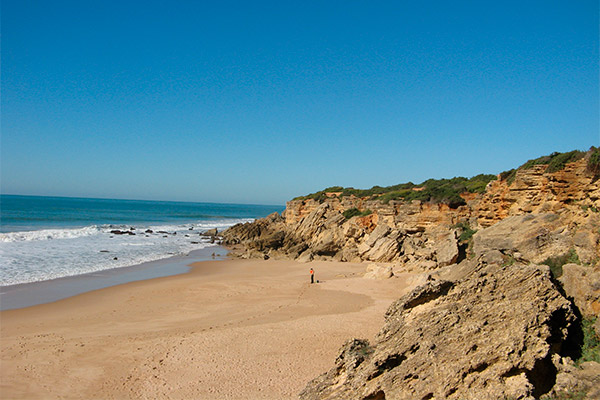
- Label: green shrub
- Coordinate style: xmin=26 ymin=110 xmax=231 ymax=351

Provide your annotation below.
xmin=541 ymin=390 xmax=588 ymax=400
xmin=297 ymin=174 xmax=496 ymax=208
xmin=581 ymin=205 xmax=599 ymax=213
xmin=587 ymin=146 xmax=600 ymax=176
xmin=518 ymin=150 xmax=584 ymax=173
xmin=296 ymin=148 xmax=592 ymax=205
xmin=520 ymin=152 xmax=557 ymax=170
xmin=578 ymin=317 xmax=600 ymax=365
xmin=499 ymin=169 xmax=517 ymax=186
xmin=453 ymin=222 xmax=477 ymax=243
xmin=541 ymin=248 xmax=580 ymax=278
xmin=465 ymin=174 xmax=497 ymax=193
xmin=342 ymin=208 xmax=372 ymax=220
xmin=545 ymin=150 xmax=585 ymax=173
xmin=502 ymin=254 xmax=516 ymax=267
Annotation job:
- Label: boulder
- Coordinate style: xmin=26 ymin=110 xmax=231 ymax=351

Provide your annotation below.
xmin=285 ymin=242 xmax=308 ymax=259
xmin=471 ymin=213 xmax=571 ymax=263
xmin=549 ymin=357 xmax=600 ymax=399
xmin=363 ymin=264 xmax=394 ymax=280
xmin=342 ymin=221 xmax=365 ymax=240
xmin=248 ymin=231 xmax=286 ymax=252
xmin=364 ymin=237 xmax=399 ymax=262
xmin=340 ymin=245 xmax=361 ymax=263
xmin=433 ymin=229 xmax=459 ymax=266
xmin=110 ymin=230 xmax=135 ymax=235
xmin=300 ymin=262 xmax=577 ymax=400
xmin=402 ymin=259 xmax=438 ymax=272
xmin=311 ymin=230 xmax=341 ymax=256
xmin=364 ymin=224 xmax=391 ymax=247
xmin=559 ymin=263 xmax=600 ymax=318
xmin=201 ymin=228 xmax=218 ymax=236
xmin=478 ymin=249 xmax=505 ymax=265
xmin=297 ymin=251 xmax=314 ymax=263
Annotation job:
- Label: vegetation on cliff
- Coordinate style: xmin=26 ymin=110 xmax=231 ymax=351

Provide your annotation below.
xmin=587 ymin=146 xmax=600 ymax=177
xmin=342 ymin=208 xmax=372 ymax=220
xmin=295 ymin=174 xmax=497 ymax=208
xmin=296 ymin=147 xmax=597 ymax=208
xmin=500 ymin=147 xmax=598 ymax=185
xmin=541 ymin=248 xmax=581 ymax=279
xmin=579 ymin=317 xmax=600 ymax=365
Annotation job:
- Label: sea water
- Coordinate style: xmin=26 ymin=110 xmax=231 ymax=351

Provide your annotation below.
xmin=0 ymin=195 xmax=283 ymax=286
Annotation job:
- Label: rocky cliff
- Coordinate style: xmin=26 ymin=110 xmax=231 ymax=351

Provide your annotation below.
xmin=299 ymin=260 xmax=587 ymax=400
xmin=223 ymin=156 xmax=599 ymax=271
xmin=221 ymin=150 xmax=600 ymax=399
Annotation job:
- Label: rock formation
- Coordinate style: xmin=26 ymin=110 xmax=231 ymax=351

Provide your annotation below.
xmin=299 ymin=261 xmax=580 ymax=400
xmin=220 ymin=150 xmax=600 ymax=398
xmin=222 ymin=157 xmax=599 ymax=274
xmin=363 ymin=264 xmax=394 ymax=280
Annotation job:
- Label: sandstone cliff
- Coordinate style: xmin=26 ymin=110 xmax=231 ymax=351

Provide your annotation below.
xmin=299 ymin=260 xmax=587 ymax=400
xmin=221 ymin=149 xmax=600 ymax=398
xmin=223 ymin=156 xmax=599 ymax=271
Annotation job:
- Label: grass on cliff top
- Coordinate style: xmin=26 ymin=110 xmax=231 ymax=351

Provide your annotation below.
xmin=294 ymin=174 xmax=497 ymax=208
xmin=587 ymin=146 xmax=600 ymax=177
xmin=499 ymin=147 xmax=598 ymax=186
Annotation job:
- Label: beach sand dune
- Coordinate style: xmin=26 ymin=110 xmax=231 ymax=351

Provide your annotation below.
xmin=1 ymin=259 xmax=415 ymax=399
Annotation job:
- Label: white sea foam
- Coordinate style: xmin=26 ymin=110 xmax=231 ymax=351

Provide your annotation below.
xmin=0 ymin=219 xmax=251 ymax=286
xmin=0 ymin=225 xmax=102 ymax=243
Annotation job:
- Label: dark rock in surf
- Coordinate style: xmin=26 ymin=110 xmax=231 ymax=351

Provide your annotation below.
xmin=202 ymin=228 xmax=219 ymax=237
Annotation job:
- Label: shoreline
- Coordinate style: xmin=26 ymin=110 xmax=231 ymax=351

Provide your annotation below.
xmin=0 ymin=245 xmax=228 ymax=311
xmin=1 ymin=257 xmax=417 ymax=399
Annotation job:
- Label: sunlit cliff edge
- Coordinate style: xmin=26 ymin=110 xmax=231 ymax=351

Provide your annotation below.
xmin=222 ymin=148 xmax=600 ymax=399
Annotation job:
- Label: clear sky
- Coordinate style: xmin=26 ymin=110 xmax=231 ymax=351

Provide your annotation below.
xmin=2 ymin=0 xmax=598 ymax=205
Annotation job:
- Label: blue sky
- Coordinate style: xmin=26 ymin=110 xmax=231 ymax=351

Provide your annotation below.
xmin=2 ymin=0 xmax=598 ymax=205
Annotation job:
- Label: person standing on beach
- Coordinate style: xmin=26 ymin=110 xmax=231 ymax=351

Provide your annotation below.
xmin=310 ymin=268 xmax=314 ymax=284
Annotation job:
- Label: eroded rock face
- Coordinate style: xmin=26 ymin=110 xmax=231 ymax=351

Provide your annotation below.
xmin=300 ymin=262 xmax=578 ymax=400
xmin=559 ymin=263 xmax=600 ymax=319
xmin=363 ymin=264 xmax=394 ymax=280
xmin=475 ymin=158 xmax=600 ymax=228
xmin=223 ymin=158 xmax=599 ymax=273
xmin=472 ymin=213 xmax=572 ymax=264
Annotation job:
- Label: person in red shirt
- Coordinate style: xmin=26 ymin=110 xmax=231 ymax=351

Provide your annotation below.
xmin=310 ymin=268 xmax=314 ymax=284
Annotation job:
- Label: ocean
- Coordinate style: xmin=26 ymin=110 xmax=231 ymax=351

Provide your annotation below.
xmin=0 ymin=195 xmax=283 ymax=286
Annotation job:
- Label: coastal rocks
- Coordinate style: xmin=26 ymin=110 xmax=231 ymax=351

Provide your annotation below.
xmin=223 ymin=204 xmax=464 ymax=268
xmin=472 ymin=212 xmax=600 ymax=270
xmin=247 ymin=231 xmax=286 ymax=252
xmin=363 ymin=264 xmax=394 ymax=280
xmin=559 ymin=263 xmax=600 ymax=319
xmin=221 ymin=212 xmax=284 ymax=245
xmin=432 ymin=229 xmax=459 ymax=266
xmin=300 ymin=262 xmax=578 ymax=400
xmin=472 ymin=213 xmax=572 ymax=264
xmin=357 ymin=224 xmax=403 ymax=263
xmin=110 ymin=229 xmax=135 ymax=235
xmin=475 ymin=157 xmax=600 ymax=227
xmin=223 ymin=157 xmax=599 ymax=272
xmin=549 ymin=358 xmax=600 ymax=399
xmin=363 ymin=236 xmax=401 ymax=262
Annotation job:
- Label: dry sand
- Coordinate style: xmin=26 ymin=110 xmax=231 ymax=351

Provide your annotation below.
xmin=1 ymin=258 xmax=416 ymax=399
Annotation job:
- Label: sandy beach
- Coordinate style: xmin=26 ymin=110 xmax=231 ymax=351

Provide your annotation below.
xmin=1 ymin=258 xmax=416 ymax=399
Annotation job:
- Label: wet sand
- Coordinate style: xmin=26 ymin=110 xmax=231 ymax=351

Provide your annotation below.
xmin=1 ymin=258 xmax=416 ymax=399
xmin=0 ymin=246 xmax=228 ymax=311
